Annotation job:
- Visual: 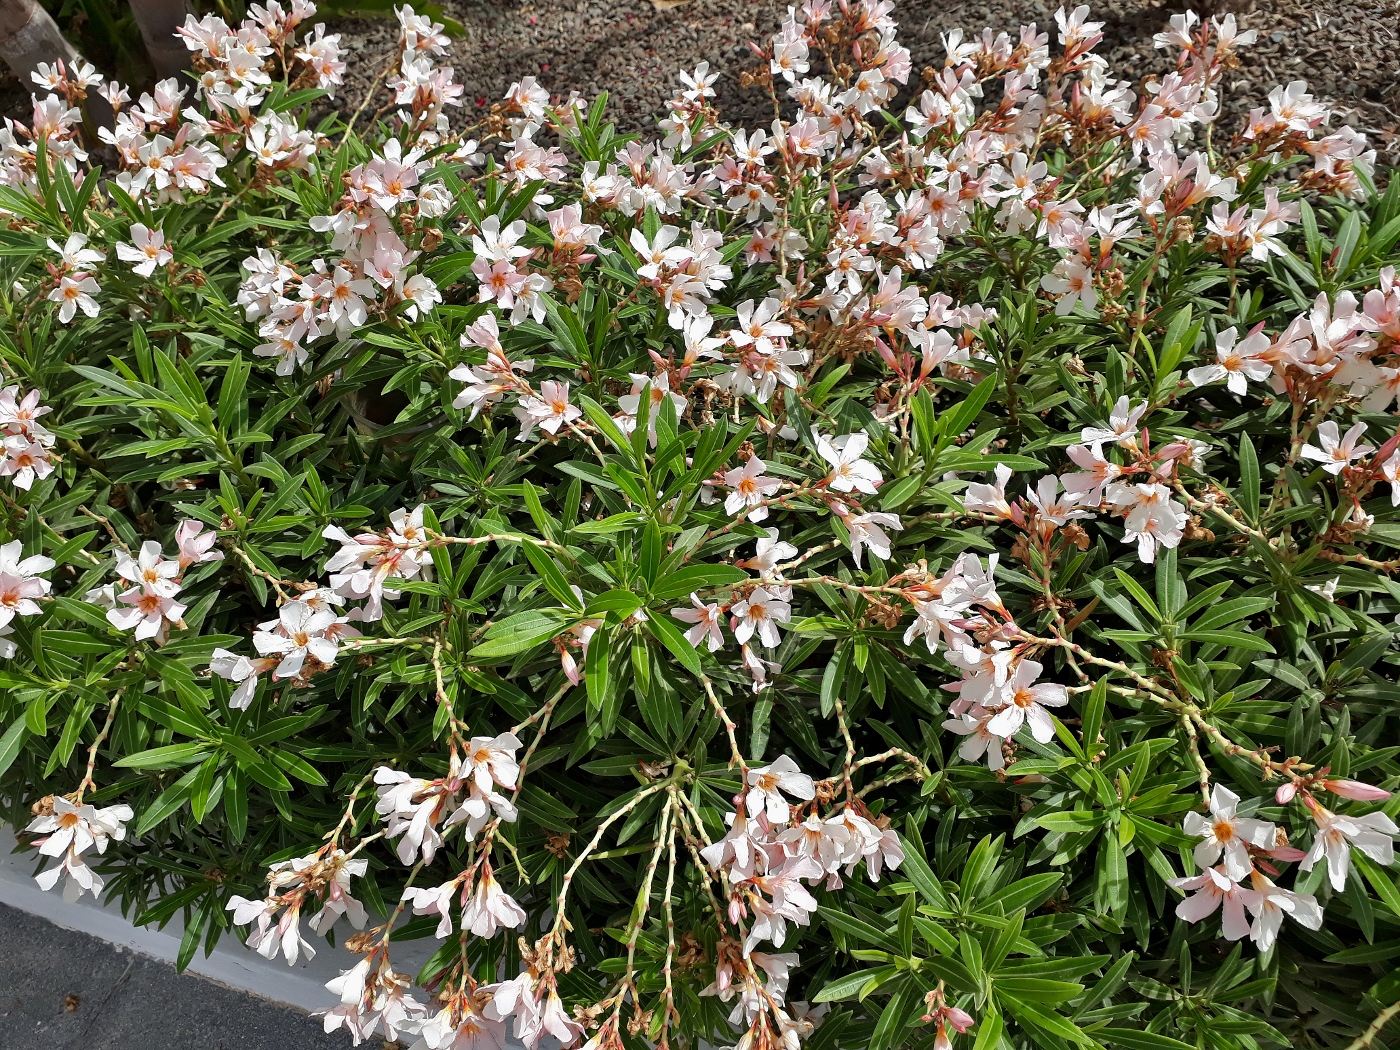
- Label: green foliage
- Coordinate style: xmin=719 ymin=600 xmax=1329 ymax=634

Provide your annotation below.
xmin=1 ymin=7 xmax=1399 ymax=1050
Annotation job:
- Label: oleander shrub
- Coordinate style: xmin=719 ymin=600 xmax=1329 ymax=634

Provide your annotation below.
xmin=2 ymin=4 xmax=1399 ymax=1048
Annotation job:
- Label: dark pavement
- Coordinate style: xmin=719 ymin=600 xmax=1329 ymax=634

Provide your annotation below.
xmin=0 ymin=903 xmax=349 ymax=1050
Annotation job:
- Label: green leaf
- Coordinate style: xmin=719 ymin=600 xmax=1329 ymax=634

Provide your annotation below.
xmin=0 ymin=719 xmax=28 ymax=779
xmin=644 ymin=613 xmax=702 ymax=678
xmin=1081 ymin=678 xmax=1107 ymax=749
xmin=898 ymin=835 xmax=951 ymax=909
xmin=190 ymin=755 xmax=222 ymax=823
xmin=816 ymin=906 xmax=897 ymax=950
xmin=468 ymin=609 xmax=574 ymax=660
xmin=114 ymin=742 xmax=212 ymax=769
xmin=813 ymin=967 xmax=896 ymax=1003
xmin=972 ymin=1005 xmax=1004 ymax=1050
xmin=521 ymin=542 xmax=581 ymax=610
xmin=1112 ymin=568 xmax=1162 ymax=622
xmin=586 ymin=624 xmax=614 ymax=727
xmin=1238 ymin=433 xmax=1260 ymax=519
xmin=937 ymin=374 xmax=997 ymax=450
xmin=988 ymin=872 xmax=1064 ymax=914
xmin=1032 ymin=811 xmax=1105 ymax=834
xmin=869 ymin=979 xmax=920 ymax=1050
xmin=1000 ymin=996 xmax=1092 ymax=1046
xmin=1096 ymin=834 xmax=1128 ymax=915
xmin=1356 ymin=854 xmax=1400 ymax=920
xmin=650 ymin=564 xmax=748 ymax=601
xmin=134 ymin=767 xmax=202 ymax=836
xmin=1096 ymin=1029 xmax=1197 ymax=1050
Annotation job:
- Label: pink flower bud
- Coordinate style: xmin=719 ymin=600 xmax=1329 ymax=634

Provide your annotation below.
xmin=1275 ymin=782 xmax=1297 ymax=804
xmin=946 ymin=1006 xmax=975 ymax=1033
xmin=874 ymin=336 xmax=899 ymax=371
xmin=1322 ymin=778 xmax=1392 ymax=802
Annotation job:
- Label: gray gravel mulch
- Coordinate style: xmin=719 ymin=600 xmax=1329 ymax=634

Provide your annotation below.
xmin=326 ymin=0 xmax=1400 ymax=164
xmin=2 ymin=2 xmax=1396 ymax=164
xmin=0 ymin=902 xmax=344 ymax=1050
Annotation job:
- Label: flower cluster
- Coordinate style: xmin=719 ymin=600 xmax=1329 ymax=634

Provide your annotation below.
xmin=209 ymin=505 xmax=429 ymax=703
xmin=0 ymin=540 xmax=53 ymax=658
xmin=1172 ymin=781 xmax=1396 ymax=953
xmin=91 ymin=521 xmax=223 ymax=643
xmin=3 ymin=1 xmax=1399 ymax=1048
xmin=0 ymin=386 xmax=57 ymax=490
xmin=24 ymin=796 xmax=134 ymax=901
xmin=227 ymin=847 xmax=369 ymax=965
xmin=374 ymin=733 xmax=522 ymax=865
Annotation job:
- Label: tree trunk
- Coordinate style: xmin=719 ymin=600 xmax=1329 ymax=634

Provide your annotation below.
xmin=0 ymin=0 xmax=79 ymax=85
xmin=128 ymin=0 xmax=190 ymax=81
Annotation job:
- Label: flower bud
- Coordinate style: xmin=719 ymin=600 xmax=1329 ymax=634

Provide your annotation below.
xmin=1321 ymin=778 xmax=1392 ymax=802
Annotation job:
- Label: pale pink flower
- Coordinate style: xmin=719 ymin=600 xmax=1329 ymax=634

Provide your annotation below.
xmin=461 ymin=866 xmax=526 ymax=937
xmin=1182 ymin=784 xmax=1276 ymax=880
xmin=402 ymin=880 xmax=461 ymax=940
xmin=0 ymin=541 xmax=53 ymax=629
xmin=253 ymin=599 xmax=339 ymax=677
xmin=1300 ymin=806 xmax=1398 ymax=891
xmin=729 ymin=298 xmax=793 ymax=355
xmin=942 ymin=709 xmax=1006 ymax=771
xmin=375 ymin=766 xmax=447 ymax=865
xmin=210 ymin=648 xmax=274 ymax=709
xmin=843 ymin=510 xmax=903 ymax=566
xmin=817 ymin=432 xmax=881 ymax=494
xmin=1321 ymin=778 xmax=1392 ymax=802
xmin=1188 ymin=326 xmax=1273 ymax=395
xmin=723 ymin=456 xmax=781 ymax=520
xmin=1081 ymin=396 xmax=1147 ymax=446
xmin=48 ymin=232 xmax=103 ymax=270
xmin=1040 ymin=255 xmax=1095 ymax=315
xmin=963 ymin=464 xmax=1015 ymax=518
xmin=48 ymin=274 xmax=100 ymax=323
xmin=984 ymin=659 xmax=1068 ymax=743
xmin=738 ymin=529 xmax=799 ymax=575
xmin=1301 ymin=421 xmax=1373 ymax=475
xmin=672 ymin=593 xmax=725 ymax=651
xmin=1025 ymin=476 xmax=1094 ymax=527
xmin=1244 ymin=870 xmax=1322 ymax=952
xmin=1382 ymin=448 xmax=1400 ymax=507
xmin=26 ymin=797 xmax=132 ymax=902
xmin=461 ymin=733 xmax=522 ymax=794
xmin=107 ymin=582 xmax=186 ymax=641
xmin=175 ymin=519 xmax=224 ymax=570
xmin=115 ymin=224 xmax=173 ymax=277
xmin=411 ymin=1002 xmax=507 ymax=1050
xmin=731 ymin=585 xmax=791 ymax=648
xmin=1171 ymin=865 xmax=1251 ymax=940
xmin=745 ymin=756 xmax=814 ymax=824
xmin=514 ymin=380 xmax=581 ymax=439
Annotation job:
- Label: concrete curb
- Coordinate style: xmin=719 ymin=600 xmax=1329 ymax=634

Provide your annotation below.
xmin=0 ymin=826 xmax=434 ymax=1014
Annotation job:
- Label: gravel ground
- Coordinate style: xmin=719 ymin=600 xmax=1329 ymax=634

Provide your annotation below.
xmin=326 ymin=0 xmax=1400 ymax=164
xmin=0 ymin=902 xmax=346 ymax=1050
xmin=2 ymin=2 xmax=1396 ymax=163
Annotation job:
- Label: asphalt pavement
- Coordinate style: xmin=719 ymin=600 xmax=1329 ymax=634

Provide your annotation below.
xmin=0 ymin=902 xmax=350 ymax=1050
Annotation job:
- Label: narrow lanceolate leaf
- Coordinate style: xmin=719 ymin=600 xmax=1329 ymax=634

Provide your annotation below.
xmin=650 ymin=563 xmax=748 ymax=601
xmin=1 ymin=16 xmax=1396 ymax=1044
xmin=0 ymin=720 xmax=28 ymax=779
xmin=467 ymin=609 xmax=575 ymax=660
xmin=644 ymin=613 xmax=702 ymax=677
